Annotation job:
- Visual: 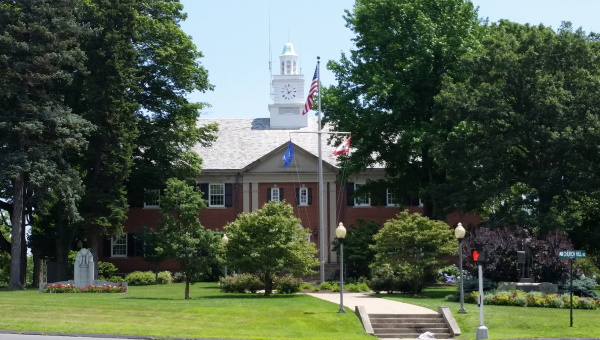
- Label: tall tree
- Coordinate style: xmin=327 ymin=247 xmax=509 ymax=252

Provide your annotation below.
xmin=435 ymin=21 xmax=600 ymax=235
xmin=69 ymin=0 xmax=140 ymax=276
xmin=159 ymin=178 xmax=220 ymax=300
xmin=224 ymin=201 xmax=319 ymax=296
xmin=127 ymin=0 xmax=217 ymax=205
xmin=0 ymin=0 xmax=93 ymax=288
xmin=323 ymin=0 xmax=480 ymax=219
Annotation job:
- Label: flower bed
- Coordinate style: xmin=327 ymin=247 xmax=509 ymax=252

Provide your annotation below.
xmin=42 ymin=283 xmax=127 ymax=293
xmin=467 ymin=290 xmax=600 ymax=310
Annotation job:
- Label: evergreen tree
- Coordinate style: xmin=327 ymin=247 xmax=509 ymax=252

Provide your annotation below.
xmin=0 ymin=0 xmax=93 ymax=288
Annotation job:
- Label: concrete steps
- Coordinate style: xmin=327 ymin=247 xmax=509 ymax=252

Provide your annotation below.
xmin=369 ymin=313 xmax=453 ymax=339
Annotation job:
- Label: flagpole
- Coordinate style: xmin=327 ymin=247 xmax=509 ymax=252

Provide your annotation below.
xmin=316 ymin=56 xmax=326 ymax=284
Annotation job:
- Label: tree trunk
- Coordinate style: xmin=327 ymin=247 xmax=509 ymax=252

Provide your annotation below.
xmin=20 ymin=211 xmax=27 ymax=286
xmin=185 ymin=277 xmax=190 ymax=299
xmin=9 ymin=173 xmax=24 ymax=290
xmin=263 ymin=271 xmax=272 ymax=296
xmin=90 ymin=227 xmax=99 ymax=280
xmin=33 ymin=255 xmax=44 ymax=287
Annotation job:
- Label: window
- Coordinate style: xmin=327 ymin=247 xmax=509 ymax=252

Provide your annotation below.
xmin=299 ymin=187 xmax=309 ymax=206
xmin=144 ymin=189 xmax=160 ymax=208
xmin=111 ymin=234 xmax=127 ymax=257
xmin=268 ymin=188 xmax=282 ymax=202
xmin=354 ymin=183 xmax=370 ymax=207
xmin=209 ymin=184 xmax=225 ymax=207
xmin=386 ymin=189 xmax=397 ymax=206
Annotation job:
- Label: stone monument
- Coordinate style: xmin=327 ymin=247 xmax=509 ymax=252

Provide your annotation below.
xmin=74 ymin=248 xmax=94 ymax=288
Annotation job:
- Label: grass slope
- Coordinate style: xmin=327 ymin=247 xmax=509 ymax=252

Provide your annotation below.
xmin=382 ymin=286 xmax=600 ymax=339
xmin=0 ymin=283 xmax=371 ymax=340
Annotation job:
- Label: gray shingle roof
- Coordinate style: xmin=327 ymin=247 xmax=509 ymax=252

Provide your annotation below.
xmin=194 ymin=117 xmax=342 ymax=171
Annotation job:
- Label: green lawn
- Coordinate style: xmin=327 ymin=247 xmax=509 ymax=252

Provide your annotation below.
xmin=381 ymin=286 xmax=600 ymax=340
xmin=0 ymin=283 xmax=372 ymax=340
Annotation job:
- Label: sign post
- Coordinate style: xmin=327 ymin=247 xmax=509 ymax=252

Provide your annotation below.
xmin=471 ymin=249 xmax=488 ymax=340
xmin=558 ymin=250 xmax=586 ymax=327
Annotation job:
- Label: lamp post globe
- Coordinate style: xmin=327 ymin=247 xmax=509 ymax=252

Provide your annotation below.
xmin=221 ymin=233 xmax=229 ymax=245
xmin=221 ymin=234 xmax=229 ymax=277
xmin=336 ymin=222 xmax=347 ymax=314
xmin=454 ymin=223 xmax=467 ymax=314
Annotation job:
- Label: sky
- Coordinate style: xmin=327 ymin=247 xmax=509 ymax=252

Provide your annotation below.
xmin=178 ymin=0 xmax=600 ymax=119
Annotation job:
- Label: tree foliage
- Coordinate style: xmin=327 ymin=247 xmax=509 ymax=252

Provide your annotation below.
xmin=332 ymin=219 xmax=378 ymax=280
xmin=158 ymin=178 xmax=221 ymax=299
xmin=224 ymin=201 xmax=319 ymax=295
xmin=0 ymin=0 xmax=93 ymax=288
xmin=323 ymin=0 xmax=481 ymax=219
xmin=461 ymin=225 xmax=573 ymax=283
xmin=371 ymin=211 xmax=456 ymax=293
xmin=436 ymin=21 xmax=600 ymax=235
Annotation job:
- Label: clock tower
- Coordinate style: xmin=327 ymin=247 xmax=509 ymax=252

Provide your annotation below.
xmin=269 ymin=42 xmax=307 ymax=128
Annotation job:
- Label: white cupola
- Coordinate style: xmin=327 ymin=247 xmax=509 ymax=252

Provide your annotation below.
xmin=269 ymin=42 xmax=307 ymax=129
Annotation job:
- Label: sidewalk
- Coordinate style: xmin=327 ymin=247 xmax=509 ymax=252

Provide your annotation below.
xmin=305 ymin=292 xmax=437 ymax=314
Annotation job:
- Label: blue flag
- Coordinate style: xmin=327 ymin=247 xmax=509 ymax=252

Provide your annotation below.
xmin=282 ymin=141 xmax=294 ymax=168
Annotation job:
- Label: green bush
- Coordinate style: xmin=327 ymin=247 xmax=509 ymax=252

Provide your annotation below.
xmin=469 ymin=290 xmax=600 ymax=309
xmin=274 ymin=275 xmax=302 ymax=294
xmin=345 ymin=282 xmax=369 ymax=292
xmin=172 ymin=272 xmax=184 ymax=283
xmin=559 ymin=277 xmax=599 ymax=299
xmin=300 ymin=282 xmax=314 ymax=291
xmin=124 ymin=271 xmax=155 ymax=285
xmin=156 ymin=271 xmax=172 ymax=284
xmin=462 ymin=277 xmax=497 ymax=293
xmin=105 ymin=275 xmax=124 ymax=283
xmin=97 ymin=261 xmax=118 ymax=281
xmin=369 ymin=264 xmax=397 ymax=294
xmin=319 ymin=281 xmax=335 ymax=291
xmin=219 ymin=274 xmax=263 ymax=293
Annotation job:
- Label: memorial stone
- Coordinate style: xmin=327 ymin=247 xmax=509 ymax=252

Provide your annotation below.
xmin=74 ymin=248 xmax=94 ymax=288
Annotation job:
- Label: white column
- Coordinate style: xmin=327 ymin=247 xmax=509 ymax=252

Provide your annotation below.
xmin=243 ymin=182 xmax=250 ymax=213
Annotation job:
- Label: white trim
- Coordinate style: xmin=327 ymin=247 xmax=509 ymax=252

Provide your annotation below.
xmin=270 ymin=188 xmax=281 ymax=202
xmin=209 ymin=183 xmax=225 ymax=207
xmin=298 ymin=187 xmax=309 ymax=206
xmin=386 ymin=188 xmax=398 ymax=207
xmin=111 ymin=234 xmax=127 ymax=258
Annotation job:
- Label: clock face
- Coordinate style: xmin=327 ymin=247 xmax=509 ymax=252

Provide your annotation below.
xmin=280 ymin=83 xmax=297 ymax=100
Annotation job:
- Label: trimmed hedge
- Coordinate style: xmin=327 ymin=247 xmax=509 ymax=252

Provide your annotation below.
xmin=467 ymin=290 xmax=600 ymax=309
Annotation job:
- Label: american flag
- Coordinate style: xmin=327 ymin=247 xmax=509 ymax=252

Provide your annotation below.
xmin=302 ymin=65 xmax=318 ymax=115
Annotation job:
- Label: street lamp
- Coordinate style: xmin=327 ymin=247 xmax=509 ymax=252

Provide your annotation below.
xmin=221 ymin=234 xmax=229 ymax=277
xmin=336 ymin=222 xmax=347 ymax=314
xmin=454 ymin=223 xmax=467 ymax=314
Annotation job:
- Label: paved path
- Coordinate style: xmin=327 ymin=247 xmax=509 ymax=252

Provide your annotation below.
xmin=305 ymin=292 xmax=437 ymax=315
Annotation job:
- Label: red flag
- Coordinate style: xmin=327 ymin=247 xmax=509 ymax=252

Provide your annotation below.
xmin=333 ymin=137 xmax=351 ymax=156
xmin=302 ymin=65 xmax=318 ymax=115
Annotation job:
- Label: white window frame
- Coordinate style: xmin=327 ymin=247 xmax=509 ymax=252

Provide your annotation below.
xmin=270 ymin=188 xmax=281 ymax=202
xmin=143 ymin=189 xmax=160 ymax=209
xmin=354 ymin=183 xmax=371 ymax=207
xmin=299 ymin=187 xmax=309 ymax=206
xmin=209 ymin=183 xmax=225 ymax=207
xmin=111 ymin=234 xmax=127 ymax=258
xmin=386 ymin=189 xmax=397 ymax=207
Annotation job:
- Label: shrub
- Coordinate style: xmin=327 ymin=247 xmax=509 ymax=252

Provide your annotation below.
xmin=219 ymin=274 xmax=263 ymax=293
xmin=156 ymin=271 xmax=173 ymax=284
xmin=462 ymin=278 xmax=497 ymax=294
xmin=124 ymin=271 xmax=155 ymax=285
xmin=274 ymin=275 xmax=302 ymax=294
xmin=319 ymin=281 xmax=335 ymax=291
xmin=438 ymin=265 xmax=462 ymax=284
xmin=172 ymin=272 xmax=184 ymax=283
xmin=559 ymin=277 xmax=599 ymax=299
xmin=471 ymin=290 xmax=600 ymax=309
xmin=300 ymin=282 xmax=314 ymax=291
xmin=369 ymin=264 xmax=397 ymax=294
xmin=97 ymin=261 xmax=119 ymax=281
xmin=42 ymin=283 xmax=126 ymax=293
xmin=106 ymin=275 xmax=124 ymax=283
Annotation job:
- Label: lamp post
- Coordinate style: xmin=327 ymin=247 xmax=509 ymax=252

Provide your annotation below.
xmin=221 ymin=234 xmax=229 ymax=277
xmin=336 ymin=222 xmax=347 ymax=314
xmin=454 ymin=223 xmax=467 ymax=314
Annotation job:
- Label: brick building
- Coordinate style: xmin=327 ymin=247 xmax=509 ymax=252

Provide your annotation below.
xmin=98 ymin=42 xmax=479 ymax=275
